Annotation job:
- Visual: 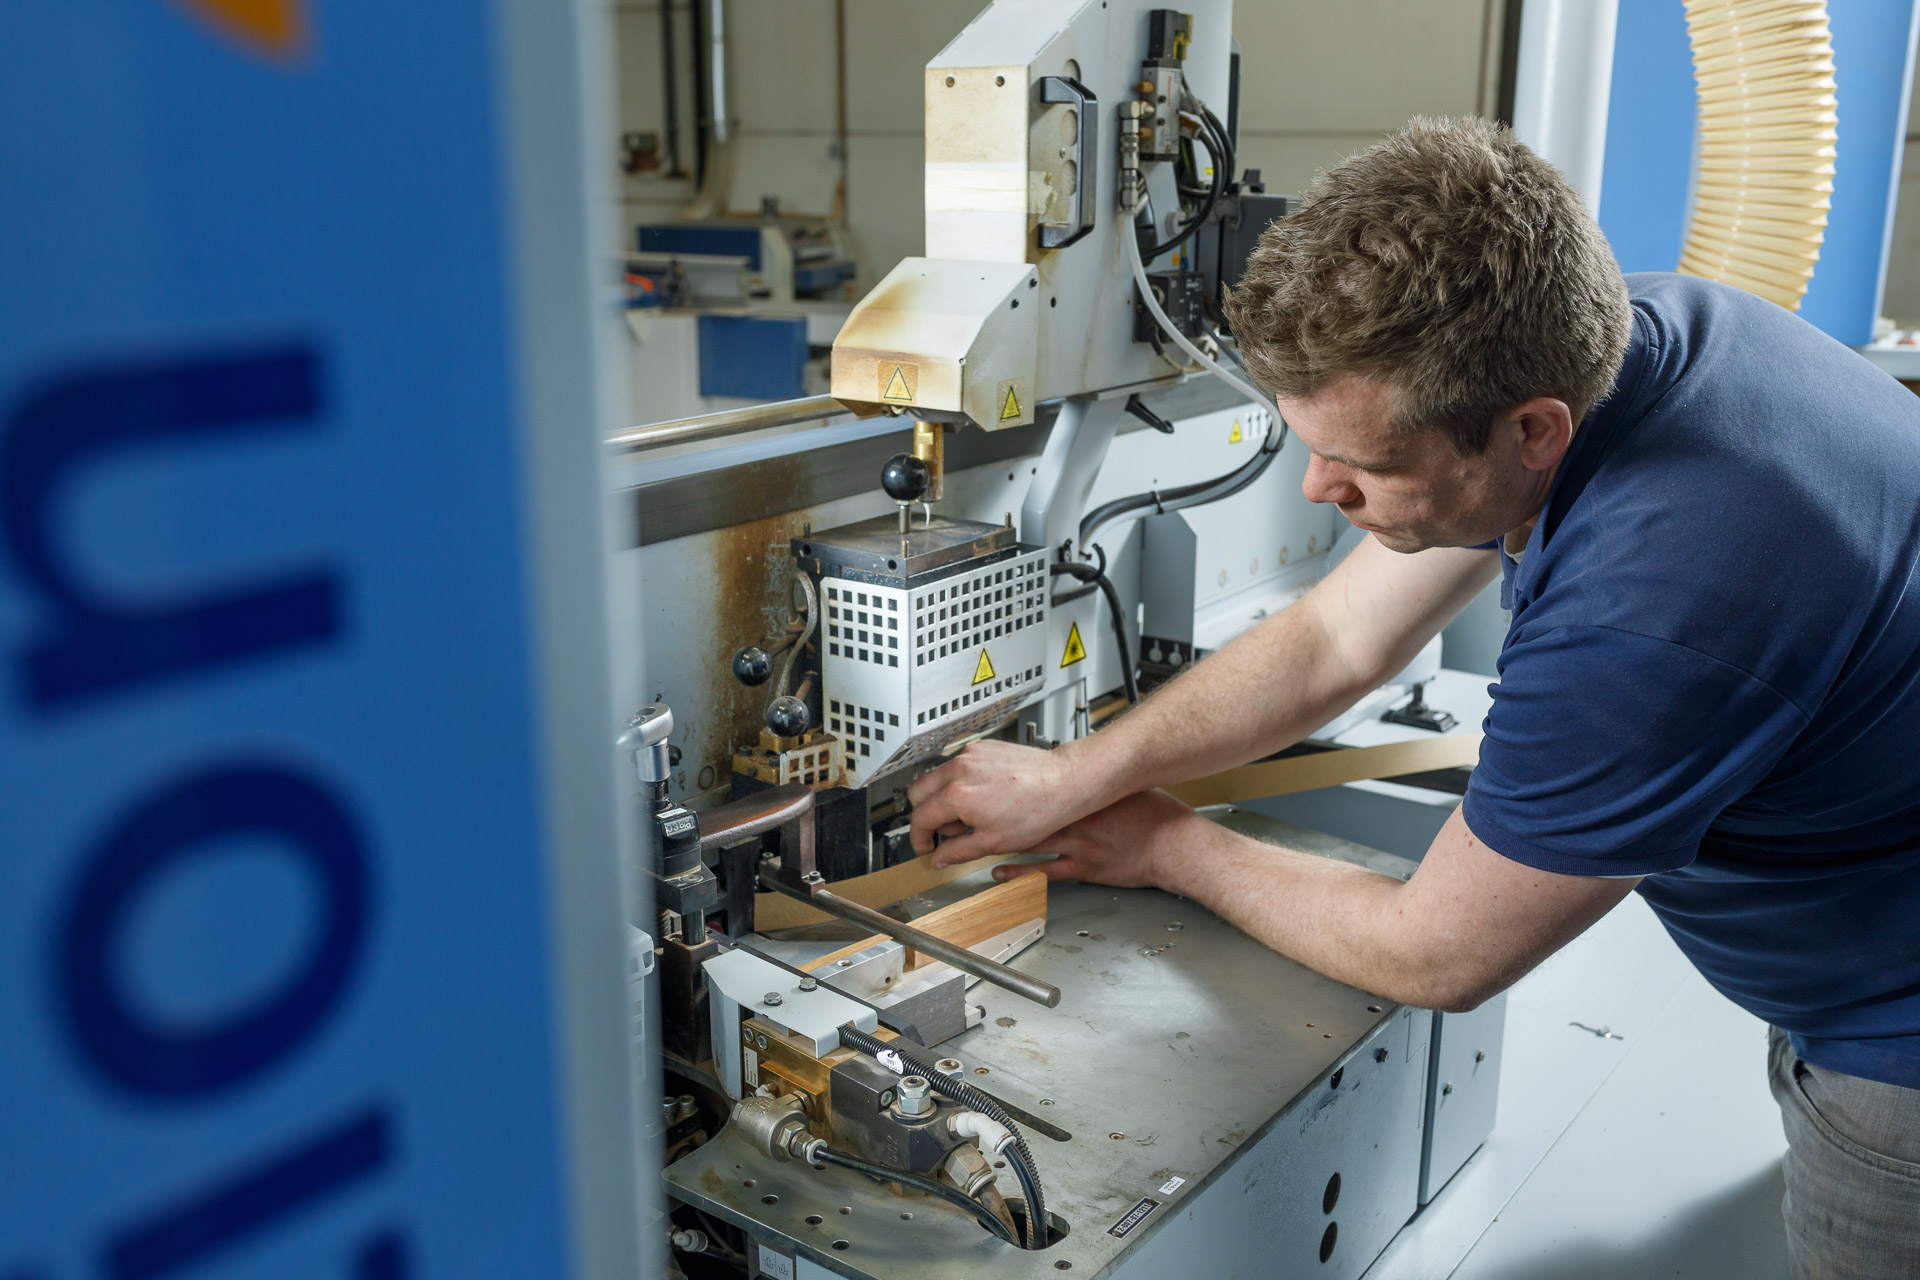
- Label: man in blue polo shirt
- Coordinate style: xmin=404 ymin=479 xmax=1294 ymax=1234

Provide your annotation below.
xmin=905 ymin=116 xmax=1920 ymax=1277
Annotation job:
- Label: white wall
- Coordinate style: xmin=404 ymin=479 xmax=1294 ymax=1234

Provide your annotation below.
xmin=609 ymin=1 xmax=1508 ymax=286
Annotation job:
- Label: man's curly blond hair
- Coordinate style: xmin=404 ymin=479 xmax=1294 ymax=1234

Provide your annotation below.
xmin=1224 ymin=115 xmax=1631 ymax=455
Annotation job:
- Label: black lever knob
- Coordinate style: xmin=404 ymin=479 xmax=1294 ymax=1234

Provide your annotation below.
xmin=732 ymin=645 xmax=773 ymax=686
xmin=766 ymin=695 xmax=811 ymax=738
xmin=880 ymin=453 xmax=931 ymax=504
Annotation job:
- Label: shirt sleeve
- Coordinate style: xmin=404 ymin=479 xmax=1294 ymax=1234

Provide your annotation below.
xmin=1462 ymin=624 xmax=1809 ymax=876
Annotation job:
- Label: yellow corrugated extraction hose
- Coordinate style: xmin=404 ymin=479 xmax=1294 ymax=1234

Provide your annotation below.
xmin=1677 ymin=0 xmax=1837 ymax=311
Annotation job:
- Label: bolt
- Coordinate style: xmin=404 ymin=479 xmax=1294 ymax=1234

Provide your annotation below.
xmin=1375 ymin=1048 xmax=1389 ymax=1063
xmin=799 ymin=977 xmax=818 ymax=992
xmin=879 ymin=1088 xmax=896 ymax=1108
xmin=1475 ymin=1050 xmax=1487 ymax=1064
xmin=898 ymin=1076 xmax=933 ymax=1116
xmin=804 ymin=871 xmax=824 ymax=883
xmin=935 ymin=1058 xmax=963 ymax=1075
xmin=1109 ymin=1132 xmax=1126 ymax=1140
xmin=763 ymin=992 xmax=784 ymax=1007
xmin=756 ymin=1033 xmax=769 ymax=1050
xmin=1040 ymin=1098 xmax=1056 ymax=1106
xmin=745 ymin=1027 xmax=755 ymax=1044
xmin=1442 ymin=1082 xmax=1454 ymax=1096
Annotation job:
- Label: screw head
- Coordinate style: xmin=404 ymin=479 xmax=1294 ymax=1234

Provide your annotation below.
xmin=1475 ymin=1049 xmax=1487 ymax=1063
xmin=799 ymin=977 xmax=818 ymax=992
xmin=763 ymin=992 xmax=784 ymax=1007
xmin=1442 ymin=1082 xmax=1455 ymax=1096
xmin=1375 ymin=1048 xmax=1389 ymax=1063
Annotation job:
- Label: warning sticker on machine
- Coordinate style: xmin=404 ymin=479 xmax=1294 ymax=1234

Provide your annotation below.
xmin=995 ymin=376 xmax=1029 ymax=424
xmin=972 ymin=648 xmax=996 ymax=684
xmin=1060 ymin=620 xmax=1087 ymax=667
xmin=880 ymin=361 xmax=918 ymax=403
xmin=1108 ymin=1197 xmax=1160 ymax=1238
xmin=1229 ymin=418 xmax=1244 ymax=443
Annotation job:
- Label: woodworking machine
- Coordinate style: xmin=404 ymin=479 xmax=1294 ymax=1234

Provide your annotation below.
xmin=632 ymin=2 xmax=1506 ymax=1277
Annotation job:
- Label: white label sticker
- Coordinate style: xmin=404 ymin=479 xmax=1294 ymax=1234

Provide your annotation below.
xmin=743 ymin=1046 xmax=759 ymax=1088
xmin=1159 ymin=1175 xmax=1186 ymax=1195
xmin=876 ymin=1048 xmax=906 ymax=1074
xmin=755 ymin=1243 xmax=796 ymax=1279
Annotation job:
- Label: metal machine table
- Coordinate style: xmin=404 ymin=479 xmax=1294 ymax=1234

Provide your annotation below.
xmin=667 ymin=811 xmax=1437 ymax=1279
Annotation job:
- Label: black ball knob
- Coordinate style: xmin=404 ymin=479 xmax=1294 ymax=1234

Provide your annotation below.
xmin=881 ymin=453 xmax=931 ymax=504
xmin=732 ymin=645 xmax=773 ymax=686
xmin=766 ymin=695 xmax=811 ymax=738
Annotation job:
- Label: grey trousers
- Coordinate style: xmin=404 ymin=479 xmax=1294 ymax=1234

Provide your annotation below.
xmin=1769 ymin=1027 xmax=1920 ymax=1279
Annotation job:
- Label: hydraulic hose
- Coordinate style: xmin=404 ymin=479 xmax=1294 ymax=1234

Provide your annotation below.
xmin=1050 ymin=561 xmax=1139 ymax=706
xmin=812 ymin=1145 xmax=1019 ymax=1246
xmin=838 ymin=1025 xmax=1048 ymax=1248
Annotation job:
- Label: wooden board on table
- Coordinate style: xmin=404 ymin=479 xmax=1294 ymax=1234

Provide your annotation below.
xmin=797 ymin=869 xmax=1047 ymax=973
xmin=1165 ymin=734 xmax=1483 ymax=809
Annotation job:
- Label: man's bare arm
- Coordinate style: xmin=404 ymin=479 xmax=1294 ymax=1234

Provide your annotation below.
xmin=1080 ymin=536 xmax=1498 ymax=798
xmin=910 ymin=536 xmax=1497 ymax=864
xmin=1006 ymin=793 xmax=1637 ymax=1011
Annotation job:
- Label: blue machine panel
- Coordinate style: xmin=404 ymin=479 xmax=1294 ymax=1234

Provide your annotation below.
xmin=0 ymin=2 xmax=636 ymax=1277
xmin=639 ymin=223 xmax=764 ymax=271
xmin=698 ymin=314 xmax=809 ymax=401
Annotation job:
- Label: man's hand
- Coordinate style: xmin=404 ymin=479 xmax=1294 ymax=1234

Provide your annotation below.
xmin=989 ymin=789 xmax=1207 ymax=889
xmin=908 ymin=739 xmax=1103 ymax=866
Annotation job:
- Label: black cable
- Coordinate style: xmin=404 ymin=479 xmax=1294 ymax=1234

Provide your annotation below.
xmin=836 ymin=1026 xmax=1048 ymax=1248
xmin=1078 ymin=412 xmax=1288 ymax=548
xmin=813 ymin=1145 xmax=1019 ymax=1246
xmin=1050 ymin=561 xmax=1139 ymax=706
xmin=1139 ymin=106 xmax=1229 ymax=262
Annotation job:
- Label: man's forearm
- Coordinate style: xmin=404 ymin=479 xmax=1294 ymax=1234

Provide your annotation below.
xmin=1154 ymin=820 xmax=1471 ymax=1010
xmin=1060 ymin=541 xmax=1498 ymax=815
xmin=1063 ymin=592 xmax=1377 ymax=811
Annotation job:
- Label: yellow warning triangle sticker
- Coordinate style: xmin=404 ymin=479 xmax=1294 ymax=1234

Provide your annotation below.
xmin=1000 ymin=385 xmax=1021 ymax=421
xmin=1060 ymin=621 xmax=1087 ymax=667
xmin=883 ymin=366 xmax=913 ymax=401
xmin=1229 ymin=418 xmax=1244 ymax=444
xmin=972 ymin=649 xmax=996 ymax=685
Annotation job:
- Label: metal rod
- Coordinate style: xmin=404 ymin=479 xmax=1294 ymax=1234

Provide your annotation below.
xmin=608 ymin=394 xmax=850 ymax=454
xmin=761 ymin=876 xmax=1062 ymax=1009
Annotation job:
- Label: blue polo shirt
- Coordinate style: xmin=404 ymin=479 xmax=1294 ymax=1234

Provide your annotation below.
xmin=1462 ymin=273 xmax=1920 ymax=1090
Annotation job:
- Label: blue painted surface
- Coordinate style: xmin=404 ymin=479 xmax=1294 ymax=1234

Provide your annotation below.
xmin=0 ymin=4 xmax=576 ymax=1278
xmin=697 ymin=314 xmax=810 ymax=401
xmin=1597 ymin=0 xmax=1696 ymax=274
xmin=639 ymin=223 xmax=765 ymax=271
xmin=1800 ymin=0 xmax=1920 ymax=343
xmin=1598 ymin=0 xmax=1920 ymax=345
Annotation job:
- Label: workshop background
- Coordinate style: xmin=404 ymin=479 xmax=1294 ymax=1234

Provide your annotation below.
xmin=610 ymin=0 xmax=1920 ymax=316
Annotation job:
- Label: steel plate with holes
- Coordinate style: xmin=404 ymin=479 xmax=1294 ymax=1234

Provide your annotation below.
xmin=665 ymin=811 xmax=1432 ymax=1278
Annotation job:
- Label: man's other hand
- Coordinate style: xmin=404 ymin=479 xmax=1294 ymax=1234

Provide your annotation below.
xmin=907 ymin=740 xmax=1093 ymax=866
xmin=990 ymin=789 xmax=1203 ymax=889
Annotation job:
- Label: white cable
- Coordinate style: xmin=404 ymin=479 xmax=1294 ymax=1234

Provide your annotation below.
xmin=1121 ymin=214 xmax=1271 ymax=413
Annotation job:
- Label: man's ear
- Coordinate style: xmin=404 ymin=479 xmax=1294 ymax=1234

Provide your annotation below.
xmin=1507 ymin=397 xmax=1575 ymax=473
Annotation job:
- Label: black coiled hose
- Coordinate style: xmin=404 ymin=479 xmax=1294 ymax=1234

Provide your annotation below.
xmin=838 ymin=1025 xmax=1049 ymax=1248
